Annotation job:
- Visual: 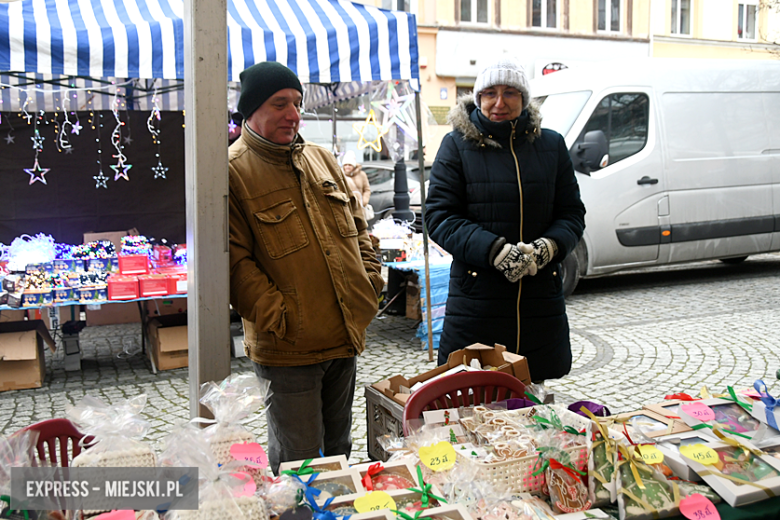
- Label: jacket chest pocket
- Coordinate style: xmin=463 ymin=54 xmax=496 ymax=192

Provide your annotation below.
xmin=254 ymin=200 xmax=309 ymax=259
xmin=325 ymin=191 xmax=358 ymax=237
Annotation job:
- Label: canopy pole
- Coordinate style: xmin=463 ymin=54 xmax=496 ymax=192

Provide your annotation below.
xmin=414 ymin=91 xmax=434 ymax=363
xmin=184 ymin=0 xmax=231 ymax=419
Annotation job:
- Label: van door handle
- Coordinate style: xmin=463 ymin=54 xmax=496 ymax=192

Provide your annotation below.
xmin=637 ymin=176 xmax=658 ymax=186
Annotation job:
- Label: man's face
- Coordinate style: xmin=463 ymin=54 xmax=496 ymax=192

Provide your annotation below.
xmin=479 ymin=85 xmax=523 ymax=122
xmin=247 ymin=88 xmax=303 ymax=145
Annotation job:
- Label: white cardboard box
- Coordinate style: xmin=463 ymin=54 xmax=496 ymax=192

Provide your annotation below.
xmin=676 ymin=397 xmax=780 ymax=447
xmin=654 ymin=430 xmax=717 ymax=481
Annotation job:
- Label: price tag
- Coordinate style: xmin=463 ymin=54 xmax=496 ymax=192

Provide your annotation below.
xmin=681 ymin=403 xmax=716 ymax=422
xmin=354 ymin=491 xmax=397 ymax=513
xmin=680 ymin=493 xmax=721 ymax=520
xmin=636 ymin=445 xmax=665 ymax=465
xmin=230 ymin=441 xmax=269 ymax=469
xmin=229 ymin=471 xmax=257 ymax=497
xmin=680 ymin=444 xmax=719 ymax=465
xmin=94 ymin=512 xmax=136 ymax=520
xmin=419 ymin=441 xmax=457 ymax=472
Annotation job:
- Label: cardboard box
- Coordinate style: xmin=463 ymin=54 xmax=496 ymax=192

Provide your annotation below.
xmin=86 ymin=301 xmax=142 ymax=326
xmin=0 ymin=310 xmax=28 ymax=323
xmin=83 ymin=228 xmax=139 ymax=254
xmin=613 ymin=409 xmax=690 ymax=439
xmin=372 ymin=343 xmax=531 ymax=407
xmin=118 ymin=254 xmax=150 ymax=275
xmin=145 ymin=298 xmax=187 ymax=317
xmin=0 ymin=320 xmax=56 ymax=392
xmin=147 ymin=313 xmax=188 ymax=371
xmin=138 ymin=274 xmax=169 ymax=297
xmin=405 ymin=277 xmax=421 ymax=320
xmin=107 ymin=275 xmax=139 ymax=300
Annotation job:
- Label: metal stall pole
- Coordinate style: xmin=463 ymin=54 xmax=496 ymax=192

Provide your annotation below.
xmin=414 ymin=92 xmax=434 ymax=363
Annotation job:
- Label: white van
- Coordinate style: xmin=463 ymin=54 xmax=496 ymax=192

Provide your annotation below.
xmin=530 ymin=58 xmax=780 ymax=295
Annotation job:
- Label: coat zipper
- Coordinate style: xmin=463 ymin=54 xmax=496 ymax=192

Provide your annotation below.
xmin=509 ymin=121 xmax=523 ymax=355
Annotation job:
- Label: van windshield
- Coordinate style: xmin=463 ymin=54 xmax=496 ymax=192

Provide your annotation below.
xmin=535 ymin=91 xmax=591 ymax=136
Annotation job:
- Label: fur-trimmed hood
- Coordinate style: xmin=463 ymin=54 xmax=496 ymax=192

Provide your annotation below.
xmin=447 ymin=94 xmax=542 ymax=148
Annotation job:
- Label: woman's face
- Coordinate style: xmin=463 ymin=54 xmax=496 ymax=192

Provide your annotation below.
xmin=343 ymin=164 xmax=355 ymax=175
xmin=479 ymin=85 xmax=523 ymax=122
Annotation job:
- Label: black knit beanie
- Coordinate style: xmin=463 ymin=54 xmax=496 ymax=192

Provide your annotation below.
xmin=237 ymin=61 xmax=303 ymax=120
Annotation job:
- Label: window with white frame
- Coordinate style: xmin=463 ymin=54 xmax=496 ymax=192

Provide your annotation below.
xmin=532 ymin=0 xmax=558 ymax=28
xmin=382 ymin=0 xmax=411 ymax=11
xmin=738 ymin=2 xmax=758 ymax=39
xmin=671 ymin=0 xmax=691 ymax=35
xmin=460 ymin=0 xmax=490 ymax=24
xmin=598 ymin=0 xmax=621 ymax=32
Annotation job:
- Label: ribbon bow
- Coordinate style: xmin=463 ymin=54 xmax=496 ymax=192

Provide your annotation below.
xmin=361 ymin=462 xmax=384 ymax=492
xmin=691 ymin=422 xmax=752 ymax=440
xmin=580 ymin=406 xmax=616 ymax=457
xmin=0 ymin=496 xmax=30 ymax=520
xmin=303 ymin=486 xmax=342 ymax=520
xmin=282 ymin=459 xmax=315 ymax=477
xmin=754 ymin=380 xmax=778 ymax=430
xmin=723 ymin=386 xmax=754 ymax=414
xmin=711 ymin=427 xmax=765 ymax=458
xmin=548 ymin=458 xmax=586 ymax=480
xmin=392 ymin=510 xmax=424 ymax=520
xmin=617 ymin=445 xmax=646 ymax=490
xmin=406 ymin=465 xmax=447 ymax=508
xmin=524 ymin=391 xmax=542 ymax=405
xmin=664 ymin=393 xmax=698 ymax=401
xmin=533 ymin=410 xmax=585 ymax=436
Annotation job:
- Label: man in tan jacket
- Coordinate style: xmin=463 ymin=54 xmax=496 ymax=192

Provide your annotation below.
xmin=228 ymin=61 xmax=384 ymax=473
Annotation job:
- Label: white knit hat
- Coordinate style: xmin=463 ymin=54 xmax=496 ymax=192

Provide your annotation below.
xmin=473 ymin=54 xmax=531 ymax=111
xmin=342 ymin=150 xmax=357 ymax=167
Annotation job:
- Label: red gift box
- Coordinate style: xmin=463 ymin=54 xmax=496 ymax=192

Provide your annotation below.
xmin=138 ymin=274 xmax=169 ymax=297
xmin=155 ymin=266 xmax=187 ymax=295
xmin=151 ymin=245 xmax=173 ymax=268
xmin=108 ymin=275 xmax=139 ymax=300
xmin=118 ymin=254 xmax=150 ymax=275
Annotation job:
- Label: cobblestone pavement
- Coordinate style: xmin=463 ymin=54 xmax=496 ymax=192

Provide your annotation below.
xmin=2 ymin=253 xmax=780 ymax=464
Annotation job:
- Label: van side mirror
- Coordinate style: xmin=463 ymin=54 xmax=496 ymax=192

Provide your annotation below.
xmin=572 ymin=130 xmax=608 ymax=175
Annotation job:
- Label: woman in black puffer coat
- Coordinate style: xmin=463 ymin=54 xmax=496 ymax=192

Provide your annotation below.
xmin=425 ymin=55 xmax=585 ymax=381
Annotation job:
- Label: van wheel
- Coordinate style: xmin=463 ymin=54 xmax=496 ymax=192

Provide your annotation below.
xmin=720 ymin=256 xmax=748 ymax=265
xmin=561 ymin=251 xmax=580 ymax=297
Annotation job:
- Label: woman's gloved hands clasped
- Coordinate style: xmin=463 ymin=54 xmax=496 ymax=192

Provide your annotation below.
xmin=492 ymin=237 xmax=558 ymax=283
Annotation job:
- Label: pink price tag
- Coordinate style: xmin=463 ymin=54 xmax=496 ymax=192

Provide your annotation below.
xmin=681 ymin=402 xmax=716 ymax=422
xmin=231 ymin=471 xmax=257 ymax=497
xmin=680 ymin=493 xmax=721 ymax=520
xmin=94 ymin=511 xmax=136 ymax=520
xmin=230 ymin=442 xmax=268 ymax=469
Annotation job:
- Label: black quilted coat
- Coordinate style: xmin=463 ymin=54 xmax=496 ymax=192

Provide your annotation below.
xmin=425 ymin=96 xmax=586 ymax=381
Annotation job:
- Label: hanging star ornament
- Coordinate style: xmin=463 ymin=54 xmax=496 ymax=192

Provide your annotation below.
xmin=71 ymin=121 xmax=82 ymax=135
xmin=24 ymin=159 xmax=50 ymax=185
xmin=353 ymin=110 xmax=388 ymax=153
xmin=64 ymin=147 xmax=73 ymax=155
xmin=93 ymin=171 xmax=109 ymax=189
xmin=151 ymin=160 xmax=168 ymax=179
xmin=111 ymin=160 xmax=132 ymax=181
xmin=123 ymin=135 xmax=133 ymax=145
xmin=4 ymin=133 xmax=14 ymax=145
xmin=373 ymin=83 xmax=417 ymax=138
xmin=31 ymin=133 xmax=45 ymax=151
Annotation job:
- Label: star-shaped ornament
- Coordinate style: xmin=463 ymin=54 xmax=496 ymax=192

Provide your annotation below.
xmin=93 ymin=171 xmax=109 ymax=189
xmin=353 ymin=110 xmax=388 ymax=153
xmin=31 ymin=134 xmax=45 ymax=151
xmin=123 ymin=135 xmax=133 ymax=145
xmin=228 ymin=120 xmax=237 ymax=133
xmin=111 ymin=161 xmax=132 ymax=181
xmin=71 ymin=121 xmax=82 ymax=135
xmin=24 ymin=159 xmax=50 ymax=185
xmin=151 ymin=160 xmax=168 ymax=179
xmin=5 ymin=133 xmax=14 ymax=145
xmin=64 ymin=147 xmax=73 ymax=155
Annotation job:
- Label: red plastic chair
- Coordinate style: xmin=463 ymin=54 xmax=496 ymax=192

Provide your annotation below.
xmin=22 ymin=418 xmax=91 ymax=467
xmin=402 ymin=371 xmax=527 ymax=435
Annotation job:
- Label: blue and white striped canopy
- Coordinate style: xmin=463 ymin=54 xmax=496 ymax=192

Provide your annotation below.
xmin=0 ymin=0 xmax=419 ymax=85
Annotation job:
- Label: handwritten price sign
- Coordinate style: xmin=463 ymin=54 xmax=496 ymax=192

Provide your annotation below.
xmin=354 ymin=491 xmax=396 ymax=513
xmin=680 ymin=444 xmax=719 ymax=465
xmin=419 ymin=441 xmax=457 ymax=472
xmin=636 ymin=445 xmax=665 ymax=465
xmin=680 ymin=493 xmax=721 ymax=520
xmin=681 ymin=403 xmax=716 ymax=422
xmin=230 ymin=442 xmax=269 ymax=469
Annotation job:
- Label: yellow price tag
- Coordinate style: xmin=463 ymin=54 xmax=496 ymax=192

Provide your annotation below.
xmin=354 ymin=491 xmax=396 ymax=513
xmin=635 ymin=445 xmax=665 ymax=465
xmin=419 ymin=441 xmax=457 ymax=472
xmin=680 ymin=444 xmax=719 ymax=465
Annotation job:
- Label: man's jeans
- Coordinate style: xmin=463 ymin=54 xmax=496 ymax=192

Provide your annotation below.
xmin=253 ymin=356 xmax=357 ymax=474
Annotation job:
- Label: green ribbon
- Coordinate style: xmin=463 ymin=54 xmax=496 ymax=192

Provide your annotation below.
xmin=0 ymin=496 xmax=29 ymax=520
xmin=725 ymin=386 xmax=754 ymax=413
xmin=533 ymin=410 xmax=585 ymax=436
xmin=692 ymin=423 xmax=752 ymax=440
xmin=392 ymin=510 xmax=424 ymax=520
xmin=281 ymin=458 xmax=315 ymax=476
xmin=524 ymin=391 xmax=542 ymax=405
xmin=406 ymin=465 xmax=447 ymax=509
